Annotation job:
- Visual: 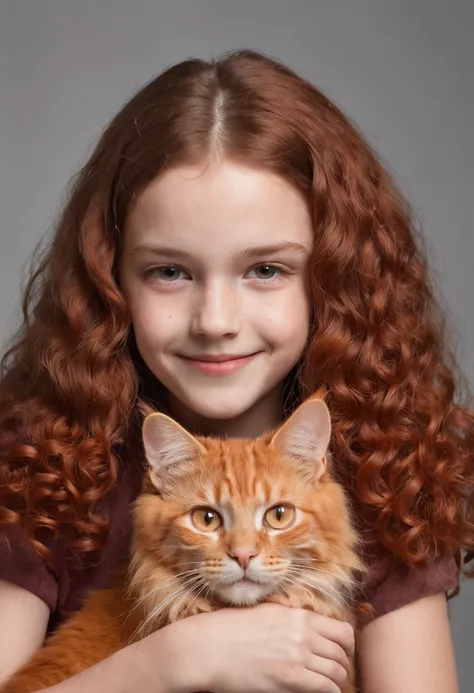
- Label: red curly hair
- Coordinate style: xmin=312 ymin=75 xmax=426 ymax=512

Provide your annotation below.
xmin=1 ymin=50 xmax=473 ymax=579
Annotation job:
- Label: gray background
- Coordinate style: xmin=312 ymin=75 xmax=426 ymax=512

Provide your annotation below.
xmin=1 ymin=0 xmax=473 ymax=689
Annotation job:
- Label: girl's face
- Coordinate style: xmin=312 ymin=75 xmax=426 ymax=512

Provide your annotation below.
xmin=119 ymin=160 xmax=314 ymax=435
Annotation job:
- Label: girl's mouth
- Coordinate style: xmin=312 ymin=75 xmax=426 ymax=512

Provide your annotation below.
xmin=180 ymin=352 xmax=260 ymax=375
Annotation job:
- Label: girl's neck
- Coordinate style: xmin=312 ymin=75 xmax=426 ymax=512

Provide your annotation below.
xmin=166 ymin=383 xmax=285 ymax=439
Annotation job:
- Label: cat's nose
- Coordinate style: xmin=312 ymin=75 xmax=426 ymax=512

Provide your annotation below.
xmin=228 ymin=548 xmax=259 ymax=570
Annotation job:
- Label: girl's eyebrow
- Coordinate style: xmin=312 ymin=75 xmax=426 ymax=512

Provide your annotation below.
xmin=130 ymin=240 xmax=309 ymax=260
xmin=235 ymin=241 xmax=309 ymax=260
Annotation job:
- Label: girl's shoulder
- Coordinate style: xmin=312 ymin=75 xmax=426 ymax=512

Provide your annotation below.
xmin=0 ymin=437 xmax=459 ymax=627
xmin=362 ymin=542 xmax=458 ymax=619
xmin=0 ymin=443 xmax=143 ymax=631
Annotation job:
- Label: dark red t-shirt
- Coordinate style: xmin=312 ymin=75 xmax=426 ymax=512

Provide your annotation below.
xmin=0 ymin=444 xmax=458 ymax=630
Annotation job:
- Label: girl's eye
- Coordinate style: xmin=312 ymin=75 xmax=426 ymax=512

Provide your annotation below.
xmin=145 ymin=266 xmax=189 ymax=282
xmin=247 ymin=264 xmax=283 ymax=281
xmin=191 ymin=507 xmax=223 ymax=532
xmin=264 ymin=504 xmax=295 ymax=530
xmin=144 ymin=264 xmax=286 ymax=283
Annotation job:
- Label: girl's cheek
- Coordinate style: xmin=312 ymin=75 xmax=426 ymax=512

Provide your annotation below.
xmin=262 ymin=293 xmax=307 ymax=325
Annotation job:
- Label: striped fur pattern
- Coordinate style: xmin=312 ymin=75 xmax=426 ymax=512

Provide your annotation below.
xmin=2 ymin=396 xmax=362 ymax=693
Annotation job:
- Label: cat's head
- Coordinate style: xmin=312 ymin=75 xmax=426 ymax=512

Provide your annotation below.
xmin=132 ymin=395 xmax=361 ymax=609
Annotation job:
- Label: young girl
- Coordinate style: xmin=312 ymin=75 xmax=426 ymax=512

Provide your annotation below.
xmin=0 ymin=49 xmax=472 ymax=693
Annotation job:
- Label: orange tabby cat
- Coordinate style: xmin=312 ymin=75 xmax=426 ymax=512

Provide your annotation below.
xmin=1 ymin=395 xmax=363 ymax=693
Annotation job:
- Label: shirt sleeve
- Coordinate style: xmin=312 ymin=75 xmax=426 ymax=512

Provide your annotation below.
xmin=363 ymin=547 xmax=459 ymax=619
xmin=0 ymin=522 xmax=59 ymax=612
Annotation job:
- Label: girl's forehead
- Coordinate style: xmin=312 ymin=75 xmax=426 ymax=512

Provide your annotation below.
xmin=122 ymin=161 xmax=314 ymax=254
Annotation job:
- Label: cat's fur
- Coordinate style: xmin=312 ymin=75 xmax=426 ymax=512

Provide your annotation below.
xmin=1 ymin=395 xmax=363 ymax=693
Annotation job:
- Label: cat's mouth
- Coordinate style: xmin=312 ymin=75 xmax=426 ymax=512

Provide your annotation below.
xmin=212 ymin=575 xmax=275 ymax=606
xmin=218 ymin=572 xmax=268 ymax=588
xmin=233 ymin=577 xmax=259 ymax=587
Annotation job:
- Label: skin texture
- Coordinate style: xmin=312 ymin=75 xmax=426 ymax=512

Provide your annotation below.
xmin=357 ymin=593 xmax=458 ymax=693
xmin=0 ymin=581 xmax=49 ymax=686
xmin=119 ymin=159 xmax=314 ymax=438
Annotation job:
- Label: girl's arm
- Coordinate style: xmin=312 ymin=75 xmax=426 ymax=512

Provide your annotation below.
xmin=357 ymin=592 xmax=459 ymax=693
xmin=37 ymin=621 xmax=197 ymax=693
xmin=1 ymin=600 xmax=356 ymax=693
xmin=0 ymin=580 xmax=196 ymax=693
xmin=0 ymin=588 xmax=200 ymax=693
xmin=0 ymin=581 xmax=49 ymax=685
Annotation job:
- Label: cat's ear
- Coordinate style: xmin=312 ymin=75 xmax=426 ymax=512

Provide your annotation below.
xmin=270 ymin=397 xmax=331 ymax=481
xmin=142 ymin=413 xmax=205 ymax=490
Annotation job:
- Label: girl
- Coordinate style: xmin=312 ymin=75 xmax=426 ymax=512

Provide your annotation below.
xmin=0 ymin=49 xmax=472 ymax=693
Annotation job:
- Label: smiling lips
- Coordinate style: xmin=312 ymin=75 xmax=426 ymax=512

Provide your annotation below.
xmin=181 ymin=352 xmax=260 ymax=375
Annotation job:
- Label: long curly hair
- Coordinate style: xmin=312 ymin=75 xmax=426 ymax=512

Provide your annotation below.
xmin=1 ymin=50 xmax=473 ymax=577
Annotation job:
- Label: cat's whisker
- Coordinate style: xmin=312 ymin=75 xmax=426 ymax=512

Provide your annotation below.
xmin=290 ymin=556 xmax=362 ymax=571
xmin=293 ymin=574 xmax=346 ymax=607
xmin=290 ymin=562 xmax=362 ymax=574
xmin=125 ymin=573 xmax=202 ymax=633
xmin=289 ymin=563 xmax=364 ymax=582
xmin=124 ymin=581 xmax=181 ymax=630
xmin=130 ymin=568 xmax=203 ymax=589
xmin=156 ymin=578 xmax=207 ymax=632
xmin=123 ymin=572 xmax=201 ymax=611
xmin=126 ymin=567 xmax=202 ymax=590
xmin=286 ymin=563 xmax=362 ymax=584
xmin=133 ymin=571 xmax=211 ymax=642
xmin=281 ymin=568 xmax=346 ymax=606
xmin=286 ymin=563 xmax=364 ymax=589
xmin=278 ymin=576 xmax=319 ymax=604
xmin=181 ymin=578 xmax=210 ymax=619
xmin=184 ymin=580 xmax=208 ymax=612
xmin=203 ymin=580 xmax=216 ymax=603
xmin=286 ymin=565 xmax=350 ymax=587
xmin=129 ymin=581 xmax=192 ymax=643
xmin=284 ymin=580 xmax=342 ymax=608
xmin=124 ymin=581 xmax=171 ymax=617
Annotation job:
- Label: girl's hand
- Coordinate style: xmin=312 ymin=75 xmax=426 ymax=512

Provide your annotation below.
xmin=177 ymin=602 xmax=354 ymax=693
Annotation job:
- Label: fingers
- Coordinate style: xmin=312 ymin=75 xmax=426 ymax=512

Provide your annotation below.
xmin=305 ymin=653 xmax=348 ymax=690
xmin=305 ymin=611 xmax=355 ymax=658
xmin=306 ymin=632 xmax=351 ymax=673
xmin=291 ymin=668 xmax=342 ymax=693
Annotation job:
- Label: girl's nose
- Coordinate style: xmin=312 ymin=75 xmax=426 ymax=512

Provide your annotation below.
xmin=191 ymin=281 xmax=242 ymax=339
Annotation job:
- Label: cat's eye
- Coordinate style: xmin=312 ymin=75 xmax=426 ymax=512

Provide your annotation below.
xmin=264 ymin=504 xmax=295 ymax=530
xmin=191 ymin=507 xmax=222 ymax=532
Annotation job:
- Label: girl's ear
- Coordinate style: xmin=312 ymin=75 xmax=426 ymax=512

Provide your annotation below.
xmin=270 ymin=396 xmax=331 ymax=481
xmin=142 ymin=413 xmax=205 ymax=490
